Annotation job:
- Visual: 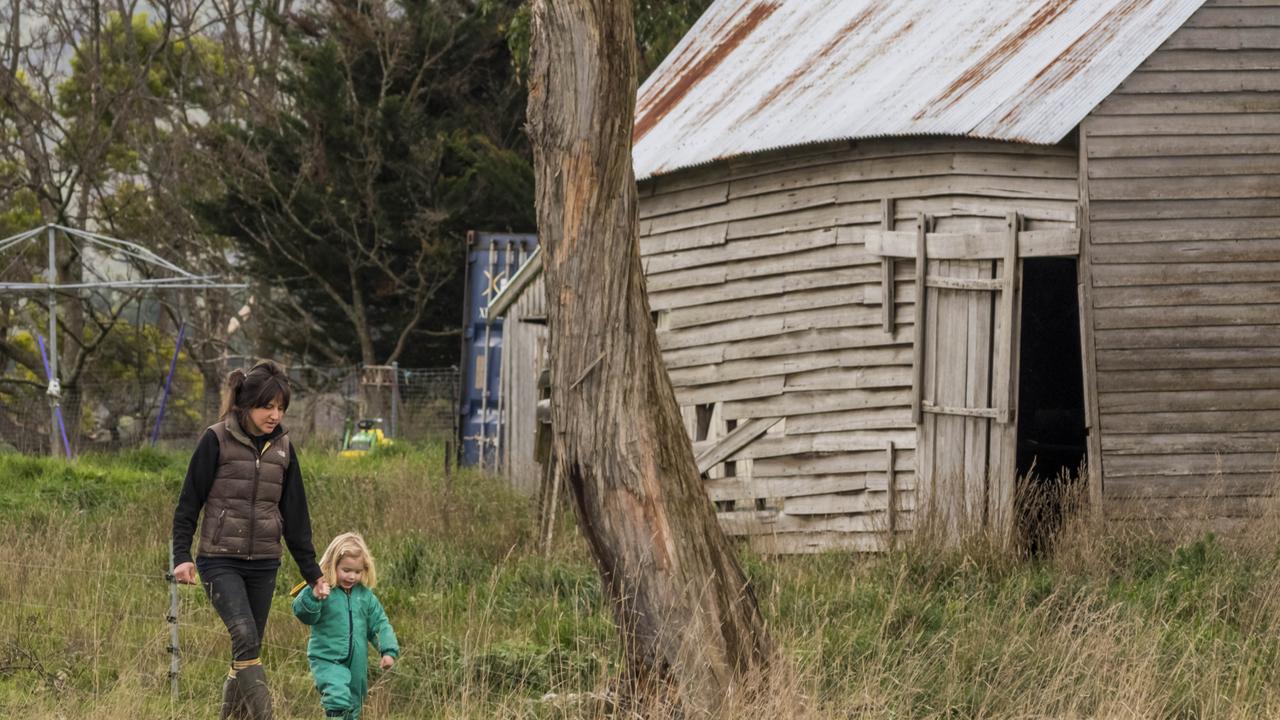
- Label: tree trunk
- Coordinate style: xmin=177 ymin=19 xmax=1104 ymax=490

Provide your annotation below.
xmin=198 ymin=354 xmax=227 ymax=422
xmin=528 ymin=1 xmax=771 ymax=714
xmin=349 ymin=263 xmax=377 ymax=367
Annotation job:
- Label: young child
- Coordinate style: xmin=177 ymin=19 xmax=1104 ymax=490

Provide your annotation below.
xmin=293 ymin=532 xmax=400 ymax=720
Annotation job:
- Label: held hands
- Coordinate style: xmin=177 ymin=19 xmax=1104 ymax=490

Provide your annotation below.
xmin=313 ymin=578 xmax=331 ymax=600
xmin=173 ymin=562 xmax=197 ymax=585
xmin=380 ymin=655 xmax=395 ymax=671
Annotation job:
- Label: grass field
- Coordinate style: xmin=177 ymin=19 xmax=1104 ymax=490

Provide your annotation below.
xmin=3 ymin=444 xmax=1280 ymax=719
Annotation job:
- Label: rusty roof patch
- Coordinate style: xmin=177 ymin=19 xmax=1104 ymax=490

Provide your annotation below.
xmin=633 ymin=0 xmax=1209 ymax=180
xmin=996 ymin=0 xmax=1157 ymax=127
xmin=917 ymin=0 xmax=1075 ymax=121
xmin=633 ymin=1 xmax=780 ymax=144
xmin=744 ymin=0 xmax=891 ymax=123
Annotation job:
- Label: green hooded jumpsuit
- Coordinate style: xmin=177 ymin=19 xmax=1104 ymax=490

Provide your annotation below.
xmin=292 ymin=583 xmax=399 ymax=719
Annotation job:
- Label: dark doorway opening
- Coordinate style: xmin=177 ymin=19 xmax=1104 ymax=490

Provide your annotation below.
xmin=1015 ymin=258 xmax=1087 ymax=552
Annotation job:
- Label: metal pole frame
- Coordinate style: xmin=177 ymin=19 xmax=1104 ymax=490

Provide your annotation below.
xmin=151 ymin=321 xmax=188 ymax=445
xmin=0 ymin=223 xmax=248 ymax=456
xmin=35 ymin=332 xmax=71 ymax=459
xmin=47 ymin=226 xmax=60 ymax=458
xmin=0 ymin=224 xmax=246 ymax=293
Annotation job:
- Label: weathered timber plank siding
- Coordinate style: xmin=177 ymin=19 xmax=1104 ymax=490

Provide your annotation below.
xmin=639 ymin=137 xmax=1077 ymax=552
xmin=1085 ymin=0 xmax=1280 ymax=514
xmin=498 ymin=274 xmax=547 ymax=495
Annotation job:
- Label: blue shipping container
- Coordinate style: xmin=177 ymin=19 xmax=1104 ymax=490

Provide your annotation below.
xmin=458 ymin=232 xmax=538 ymax=467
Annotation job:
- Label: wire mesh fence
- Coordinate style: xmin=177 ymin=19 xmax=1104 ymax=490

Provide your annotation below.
xmin=0 ymin=559 xmax=275 ymax=711
xmin=0 ymin=363 xmax=459 ymax=456
xmin=0 ymin=557 xmax=497 ymax=718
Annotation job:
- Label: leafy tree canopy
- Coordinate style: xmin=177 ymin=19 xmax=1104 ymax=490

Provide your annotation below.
xmin=196 ymin=0 xmax=534 ymax=366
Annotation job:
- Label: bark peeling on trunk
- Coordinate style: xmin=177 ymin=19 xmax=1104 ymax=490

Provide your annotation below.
xmin=527 ymin=1 xmax=772 ymax=714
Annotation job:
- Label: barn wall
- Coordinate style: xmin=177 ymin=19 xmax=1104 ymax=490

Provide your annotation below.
xmin=638 ymin=137 xmax=1079 ymax=552
xmin=1083 ymin=0 xmax=1280 ymax=521
xmin=498 ymin=275 xmax=548 ymax=495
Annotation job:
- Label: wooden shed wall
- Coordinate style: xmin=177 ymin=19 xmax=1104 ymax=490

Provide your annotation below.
xmin=638 ymin=137 xmax=1078 ymax=553
xmin=1082 ymin=0 xmax=1280 ymax=522
xmin=498 ymin=275 xmax=547 ymax=495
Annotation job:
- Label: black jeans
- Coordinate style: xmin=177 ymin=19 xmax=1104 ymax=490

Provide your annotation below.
xmin=197 ymin=556 xmax=281 ymax=662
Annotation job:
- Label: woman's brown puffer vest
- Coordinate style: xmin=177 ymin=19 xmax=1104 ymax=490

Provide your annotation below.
xmin=197 ymin=415 xmax=292 ymax=560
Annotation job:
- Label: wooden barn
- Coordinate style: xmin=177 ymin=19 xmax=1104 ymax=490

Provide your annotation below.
xmin=622 ymin=0 xmax=1280 ymax=552
xmin=484 ymin=249 xmax=549 ymax=495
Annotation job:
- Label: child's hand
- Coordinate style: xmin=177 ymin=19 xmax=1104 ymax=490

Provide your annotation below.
xmin=313 ymin=579 xmax=331 ymax=600
xmin=380 ymin=655 xmax=394 ymax=671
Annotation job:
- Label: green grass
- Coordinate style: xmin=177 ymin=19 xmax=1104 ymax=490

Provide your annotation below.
xmin=3 ymin=447 xmax=1280 ymax=718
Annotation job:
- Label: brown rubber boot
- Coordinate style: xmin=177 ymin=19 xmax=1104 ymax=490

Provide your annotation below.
xmin=218 ymin=671 xmax=246 ymax=720
xmin=235 ymin=664 xmax=274 ymax=720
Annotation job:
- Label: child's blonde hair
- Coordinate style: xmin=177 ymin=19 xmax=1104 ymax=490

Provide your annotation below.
xmin=319 ymin=532 xmax=378 ymax=589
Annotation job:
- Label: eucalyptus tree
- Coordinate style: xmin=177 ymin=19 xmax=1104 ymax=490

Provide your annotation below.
xmin=528 ymin=0 xmax=771 ymax=713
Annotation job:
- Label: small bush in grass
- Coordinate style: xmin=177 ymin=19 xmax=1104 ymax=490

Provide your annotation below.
xmin=469 ymin=640 xmax=603 ymax=695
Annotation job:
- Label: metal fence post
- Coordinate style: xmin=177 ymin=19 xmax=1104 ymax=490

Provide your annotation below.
xmin=167 ymin=540 xmax=180 ymax=706
xmin=390 ymin=361 xmax=399 ymax=439
xmin=46 ymin=225 xmax=58 ymax=457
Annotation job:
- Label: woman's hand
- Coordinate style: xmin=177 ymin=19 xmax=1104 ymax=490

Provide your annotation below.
xmin=380 ymin=655 xmax=395 ymax=671
xmin=173 ymin=562 xmax=197 ymax=585
xmin=313 ymin=578 xmax=331 ymax=600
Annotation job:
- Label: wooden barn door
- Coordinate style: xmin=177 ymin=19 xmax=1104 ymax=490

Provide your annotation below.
xmin=913 ymin=213 xmax=1022 ymax=542
xmin=868 ymin=208 xmax=1075 ymax=543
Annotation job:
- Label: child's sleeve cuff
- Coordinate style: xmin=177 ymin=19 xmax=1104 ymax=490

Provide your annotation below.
xmin=292 ymin=587 xmax=321 ymax=614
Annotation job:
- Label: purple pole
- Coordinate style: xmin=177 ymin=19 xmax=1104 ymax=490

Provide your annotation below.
xmin=151 ymin=321 xmax=187 ymax=446
xmin=35 ymin=333 xmax=72 ymax=459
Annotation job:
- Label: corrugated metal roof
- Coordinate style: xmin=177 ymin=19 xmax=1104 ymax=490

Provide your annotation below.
xmin=633 ymin=0 xmax=1207 ymax=180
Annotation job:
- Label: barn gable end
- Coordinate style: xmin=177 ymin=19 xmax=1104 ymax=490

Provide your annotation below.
xmin=1081 ymin=0 xmax=1280 ymax=524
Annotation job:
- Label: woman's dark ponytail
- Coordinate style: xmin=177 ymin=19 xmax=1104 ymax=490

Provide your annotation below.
xmin=220 ymin=368 xmax=248 ymax=420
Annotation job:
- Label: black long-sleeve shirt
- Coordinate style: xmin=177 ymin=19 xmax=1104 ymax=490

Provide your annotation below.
xmin=171 ymin=428 xmax=323 ymax=584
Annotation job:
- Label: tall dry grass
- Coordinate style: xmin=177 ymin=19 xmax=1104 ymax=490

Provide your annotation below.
xmin=3 ymin=447 xmax=1280 ymax=718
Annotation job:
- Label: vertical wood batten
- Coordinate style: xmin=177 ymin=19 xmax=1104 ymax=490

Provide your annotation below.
xmin=998 ymin=212 xmax=1019 ymax=425
xmin=881 ymin=198 xmax=897 ymax=335
xmin=912 ymin=213 xmax=928 ymax=425
xmin=886 ymin=440 xmax=898 ymax=549
xmin=1077 ymin=131 xmax=1106 ymax=512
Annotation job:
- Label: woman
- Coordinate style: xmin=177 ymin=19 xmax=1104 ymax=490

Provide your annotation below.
xmin=171 ymin=360 xmax=330 ymax=719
